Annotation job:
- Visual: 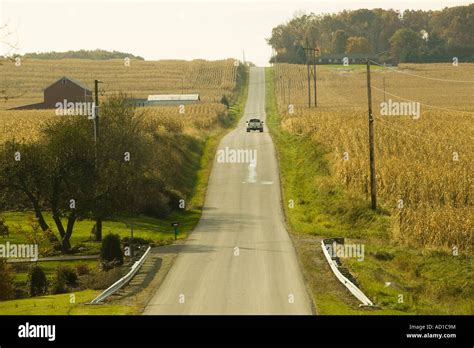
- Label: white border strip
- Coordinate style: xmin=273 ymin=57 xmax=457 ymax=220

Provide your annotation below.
xmin=321 ymin=239 xmax=374 ymax=306
xmin=90 ymin=246 xmax=151 ymax=304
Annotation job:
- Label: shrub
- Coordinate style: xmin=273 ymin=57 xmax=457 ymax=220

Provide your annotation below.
xmin=56 ymin=266 xmax=78 ymax=286
xmin=0 ymin=260 xmax=15 ymax=300
xmin=100 ymin=234 xmax=123 ymax=265
xmin=83 ymin=267 xmax=124 ymax=290
xmin=100 ymin=260 xmax=122 ymax=271
xmin=75 ymin=264 xmax=90 ymax=276
xmin=27 ymin=265 xmax=47 ymax=297
xmin=0 ymin=216 xmax=9 ymax=237
xmin=50 ymin=266 xmax=78 ymax=294
xmin=220 ymin=95 xmax=230 ymax=108
xmin=51 ymin=278 xmax=68 ymax=294
xmin=374 ymin=251 xmax=395 ymax=261
xmin=122 ymin=236 xmax=152 ymax=246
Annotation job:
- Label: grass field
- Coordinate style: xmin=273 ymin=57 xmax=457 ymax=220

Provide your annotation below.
xmin=266 ymin=66 xmax=473 ymax=314
xmin=0 ymin=290 xmax=138 ymax=315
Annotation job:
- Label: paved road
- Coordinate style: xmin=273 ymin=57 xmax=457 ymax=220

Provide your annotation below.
xmin=144 ymin=67 xmax=312 ymax=314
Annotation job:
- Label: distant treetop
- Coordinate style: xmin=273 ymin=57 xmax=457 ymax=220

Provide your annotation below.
xmin=22 ymin=49 xmax=145 ymax=60
xmin=267 ymin=4 xmax=474 ymax=64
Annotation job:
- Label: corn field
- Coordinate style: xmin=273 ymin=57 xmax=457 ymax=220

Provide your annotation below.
xmin=0 ymin=58 xmax=239 ymax=109
xmin=0 ymin=102 xmax=229 ymax=144
xmin=274 ymin=63 xmax=473 ymax=253
xmin=0 ymin=59 xmax=239 ymax=143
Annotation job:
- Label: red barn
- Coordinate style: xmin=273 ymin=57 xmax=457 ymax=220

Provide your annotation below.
xmin=10 ymin=76 xmax=92 ymax=110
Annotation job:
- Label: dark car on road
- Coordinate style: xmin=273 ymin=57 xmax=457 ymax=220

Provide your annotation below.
xmin=246 ymin=118 xmax=264 ymax=132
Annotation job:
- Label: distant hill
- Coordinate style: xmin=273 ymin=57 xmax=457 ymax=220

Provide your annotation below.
xmin=22 ymin=49 xmax=145 ymax=60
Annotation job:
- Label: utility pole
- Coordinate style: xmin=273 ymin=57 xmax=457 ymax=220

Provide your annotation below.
xmin=288 ymin=79 xmax=291 ymax=105
xmin=383 ymin=76 xmax=386 ymax=102
xmin=94 ymin=80 xmax=100 ymax=146
xmin=366 ymin=61 xmax=377 ymax=210
xmin=304 ymin=46 xmax=318 ymax=108
xmin=307 ymin=59 xmax=311 ymax=108
xmin=93 ymin=79 xmax=103 ymax=241
xmin=278 ymin=75 xmax=286 ymax=104
xmin=313 ymin=54 xmax=317 ymax=107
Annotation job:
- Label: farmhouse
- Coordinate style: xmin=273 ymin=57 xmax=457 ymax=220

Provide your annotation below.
xmin=128 ymin=94 xmax=201 ymax=107
xmin=10 ymin=76 xmax=92 ymax=110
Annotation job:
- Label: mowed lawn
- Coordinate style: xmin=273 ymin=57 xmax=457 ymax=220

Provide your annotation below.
xmin=0 ymin=290 xmax=138 ymax=315
xmin=1 ymin=210 xmax=200 ymax=255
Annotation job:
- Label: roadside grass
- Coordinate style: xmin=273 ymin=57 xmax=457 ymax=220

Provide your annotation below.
xmin=265 ymin=67 xmax=473 ymax=315
xmin=0 ymin=290 xmax=138 ymax=315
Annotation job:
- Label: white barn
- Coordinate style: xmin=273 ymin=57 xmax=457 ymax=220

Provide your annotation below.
xmin=129 ymin=94 xmax=201 ymax=107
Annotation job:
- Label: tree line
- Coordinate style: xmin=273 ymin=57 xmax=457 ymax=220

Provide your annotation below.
xmin=267 ymin=4 xmax=474 ymax=64
xmin=21 ymin=49 xmax=144 ymax=60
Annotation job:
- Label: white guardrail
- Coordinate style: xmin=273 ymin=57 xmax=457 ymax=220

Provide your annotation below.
xmin=321 ymin=239 xmax=374 ymax=307
xmin=90 ymin=246 xmax=152 ymax=304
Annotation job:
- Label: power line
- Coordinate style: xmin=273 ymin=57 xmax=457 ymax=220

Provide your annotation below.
xmin=369 ymin=60 xmax=474 ymax=83
xmin=371 ymin=86 xmax=474 ymax=116
xmin=375 ymin=116 xmax=474 ymax=149
xmin=376 ymin=113 xmax=474 ymax=142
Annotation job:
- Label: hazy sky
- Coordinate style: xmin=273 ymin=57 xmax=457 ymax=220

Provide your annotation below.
xmin=1 ymin=0 xmax=472 ymax=66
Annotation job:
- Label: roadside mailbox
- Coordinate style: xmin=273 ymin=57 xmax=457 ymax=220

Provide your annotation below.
xmin=171 ymin=222 xmax=180 ymax=240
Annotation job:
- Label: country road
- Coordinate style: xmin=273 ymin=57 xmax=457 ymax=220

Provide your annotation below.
xmin=144 ymin=67 xmax=313 ymax=315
